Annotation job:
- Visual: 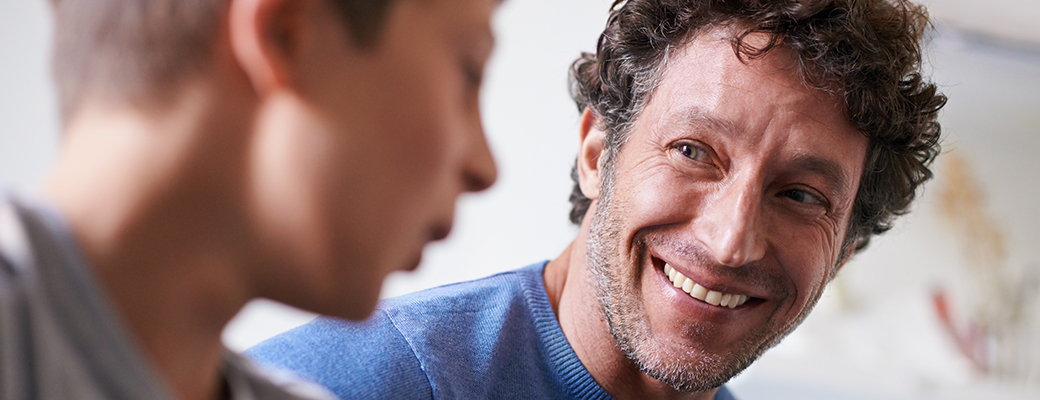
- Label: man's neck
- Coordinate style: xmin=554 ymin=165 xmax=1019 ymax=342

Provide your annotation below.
xmin=544 ymin=206 xmax=720 ymax=400
xmin=43 ymin=89 xmax=255 ymax=400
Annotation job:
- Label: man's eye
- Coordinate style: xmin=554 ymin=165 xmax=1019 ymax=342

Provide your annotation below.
xmin=677 ymin=143 xmax=710 ymax=162
xmin=781 ymin=189 xmax=823 ymax=205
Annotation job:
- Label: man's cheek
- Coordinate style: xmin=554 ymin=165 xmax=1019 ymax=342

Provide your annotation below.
xmin=626 ymin=178 xmax=692 ymax=226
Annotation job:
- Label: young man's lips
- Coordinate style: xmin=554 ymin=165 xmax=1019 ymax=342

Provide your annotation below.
xmin=404 ymin=253 xmax=422 ymax=272
xmin=401 ymin=222 xmax=452 ymax=273
xmin=430 ymin=222 xmax=452 ymax=242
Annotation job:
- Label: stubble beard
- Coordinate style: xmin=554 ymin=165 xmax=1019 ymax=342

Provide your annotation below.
xmin=585 ymin=179 xmax=822 ymax=393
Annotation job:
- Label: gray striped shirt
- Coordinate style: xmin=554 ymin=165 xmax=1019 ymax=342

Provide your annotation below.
xmin=0 ymin=196 xmax=334 ymax=400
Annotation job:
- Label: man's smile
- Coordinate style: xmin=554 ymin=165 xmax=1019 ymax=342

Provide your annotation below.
xmin=648 ymin=253 xmax=770 ymax=314
xmin=664 ymin=263 xmax=750 ymax=308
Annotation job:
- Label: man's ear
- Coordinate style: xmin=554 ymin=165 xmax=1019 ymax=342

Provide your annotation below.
xmin=578 ymin=108 xmax=607 ymax=201
xmin=228 ymin=0 xmax=311 ymax=96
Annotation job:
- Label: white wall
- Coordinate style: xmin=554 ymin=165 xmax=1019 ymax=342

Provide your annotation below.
xmin=0 ymin=0 xmax=58 ymax=194
xmin=4 ymin=1 xmax=1039 ymax=399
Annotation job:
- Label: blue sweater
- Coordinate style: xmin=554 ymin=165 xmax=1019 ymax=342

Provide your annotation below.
xmin=247 ymin=262 xmax=736 ymax=400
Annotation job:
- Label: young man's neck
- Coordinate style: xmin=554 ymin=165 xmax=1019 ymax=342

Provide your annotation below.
xmin=43 ymin=85 xmax=256 ymax=400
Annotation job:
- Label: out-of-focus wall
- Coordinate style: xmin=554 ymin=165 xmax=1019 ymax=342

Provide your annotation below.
xmin=0 ymin=1 xmax=58 ymax=193
xmin=4 ymin=1 xmax=1038 ymax=399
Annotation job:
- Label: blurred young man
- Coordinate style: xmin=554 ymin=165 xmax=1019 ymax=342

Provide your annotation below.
xmin=249 ymin=0 xmax=946 ymax=399
xmin=0 ymin=0 xmax=497 ymax=399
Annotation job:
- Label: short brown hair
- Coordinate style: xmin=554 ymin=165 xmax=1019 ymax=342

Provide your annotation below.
xmin=49 ymin=0 xmax=397 ymax=120
xmin=568 ymin=0 xmax=946 ymax=256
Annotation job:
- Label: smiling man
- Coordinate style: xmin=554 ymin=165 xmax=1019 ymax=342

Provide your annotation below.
xmin=0 ymin=0 xmax=497 ymax=399
xmin=248 ymin=0 xmax=945 ymax=399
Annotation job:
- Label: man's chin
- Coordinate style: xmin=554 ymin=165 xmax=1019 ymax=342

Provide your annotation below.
xmin=603 ymin=292 xmax=768 ymax=393
xmin=621 ymin=332 xmax=757 ymax=393
xmin=321 ymin=276 xmax=385 ymax=321
xmin=335 ymin=294 xmax=381 ymax=321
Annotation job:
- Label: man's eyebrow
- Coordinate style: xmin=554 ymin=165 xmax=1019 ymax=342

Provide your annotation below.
xmin=789 ymin=154 xmax=857 ymax=201
xmin=678 ymin=107 xmax=738 ymax=136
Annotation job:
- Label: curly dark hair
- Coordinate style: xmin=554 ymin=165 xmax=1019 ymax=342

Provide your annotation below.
xmin=568 ymin=0 xmax=946 ymax=256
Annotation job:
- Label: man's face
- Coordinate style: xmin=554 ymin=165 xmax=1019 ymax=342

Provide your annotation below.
xmin=249 ymin=0 xmax=497 ymax=320
xmin=583 ymin=30 xmax=867 ymax=391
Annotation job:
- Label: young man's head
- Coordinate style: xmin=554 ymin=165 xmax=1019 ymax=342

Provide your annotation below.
xmin=563 ymin=0 xmax=944 ymax=394
xmin=48 ymin=0 xmax=499 ymax=320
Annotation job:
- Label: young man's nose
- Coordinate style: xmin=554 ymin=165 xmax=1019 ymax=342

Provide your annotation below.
xmin=462 ymin=124 xmax=497 ymax=193
xmin=693 ymin=179 xmax=767 ymax=267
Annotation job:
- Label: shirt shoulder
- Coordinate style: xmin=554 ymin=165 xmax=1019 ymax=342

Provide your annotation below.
xmin=715 ymin=385 xmax=738 ymax=400
xmin=246 ymin=307 xmax=435 ymax=400
xmin=247 ymin=263 xmax=551 ymax=400
xmin=0 ymin=195 xmax=175 ymax=400
xmin=223 ymin=350 xmax=337 ymax=400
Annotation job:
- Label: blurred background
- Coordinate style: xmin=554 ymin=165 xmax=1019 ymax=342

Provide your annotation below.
xmin=2 ymin=0 xmax=1038 ymax=398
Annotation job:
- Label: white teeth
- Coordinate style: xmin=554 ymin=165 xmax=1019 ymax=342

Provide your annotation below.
xmin=690 ymin=284 xmax=708 ymax=301
xmin=663 ymin=263 xmax=750 ymax=309
xmin=705 ymin=291 xmax=722 ymax=306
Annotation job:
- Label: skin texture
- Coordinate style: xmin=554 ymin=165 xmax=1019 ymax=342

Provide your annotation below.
xmin=544 ymin=29 xmax=867 ymax=400
xmin=42 ymin=0 xmax=497 ymax=399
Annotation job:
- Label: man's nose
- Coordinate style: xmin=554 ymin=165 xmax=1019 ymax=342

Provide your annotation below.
xmin=693 ymin=178 xmax=767 ymax=267
xmin=462 ymin=123 xmax=497 ymax=193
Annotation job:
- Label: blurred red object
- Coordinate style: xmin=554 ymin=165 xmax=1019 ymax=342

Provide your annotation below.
xmin=933 ymin=288 xmax=989 ymax=372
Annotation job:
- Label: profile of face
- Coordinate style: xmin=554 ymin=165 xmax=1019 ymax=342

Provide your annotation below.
xmin=247 ymin=0 xmax=497 ymax=320
xmin=578 ymin=30 xmax=868 ymax=391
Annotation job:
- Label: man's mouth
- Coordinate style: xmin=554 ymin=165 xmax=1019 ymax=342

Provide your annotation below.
xmin=664 ymin=263 xmax=750 ymax=309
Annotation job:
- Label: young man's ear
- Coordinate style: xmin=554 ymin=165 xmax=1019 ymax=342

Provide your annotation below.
xmin=577 ymin=108 xmax=606 ymax=201
xmin=228 ymin=0 xmax=312 ymax=95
